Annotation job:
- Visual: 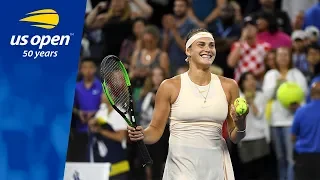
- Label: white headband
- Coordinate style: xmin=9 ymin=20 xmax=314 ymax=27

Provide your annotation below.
xmin=185 ymin=32 xmax=214 ymax=62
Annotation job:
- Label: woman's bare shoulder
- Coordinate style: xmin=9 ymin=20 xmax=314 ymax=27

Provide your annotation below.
xmin=217 ymin=76 xmax=238 ymax=89
xmin=158 ymin=75 xmax=181 ymax=103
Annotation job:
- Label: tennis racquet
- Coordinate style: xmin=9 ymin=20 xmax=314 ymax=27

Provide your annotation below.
xmin=99 ymin=55 xmax=153 ymax=167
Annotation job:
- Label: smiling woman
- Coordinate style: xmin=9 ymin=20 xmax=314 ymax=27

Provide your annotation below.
xmin=127 ymin=28 xmax=249 ymax=180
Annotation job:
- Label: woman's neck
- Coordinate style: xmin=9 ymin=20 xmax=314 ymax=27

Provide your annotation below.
xmin=188 ymin=66 xmax=211 ymax=86
xmin=279 ymin=67 xmax=289 ymax=75
xmin=145 ymin=48 xmax=157 ymax=53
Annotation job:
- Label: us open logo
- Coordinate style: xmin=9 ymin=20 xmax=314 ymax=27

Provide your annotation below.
xmin=10 ymin=9 xmax=74 ymax=59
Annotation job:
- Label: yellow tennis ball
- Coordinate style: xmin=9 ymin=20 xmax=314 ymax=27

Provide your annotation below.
xmin=235 ymin=102 xmax=248 ymax=115
xmin=96 ymin=117 xmax=107 ymax=125
xmin=276 ymin=82 xmax=304 ymax=108
xmin=234 ymin=97 xmax=247 ymax=107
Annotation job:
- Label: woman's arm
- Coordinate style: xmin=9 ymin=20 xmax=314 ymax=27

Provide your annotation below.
xmin=203 ymin=0 xmax=226 ymax=25
xmin=159 ymin=52 xmax=170 ymax=77
xmin=227 ymin=42 xmax=241 ymax=68
xmin=143 ymin=80 xmax=172 ymax=144
xmin=129 ymin=50 xmax=139 ymax=79
xmin=262 ymin=70 xmax=278 ymax=100
xmin=85 ymin=2 xmax=112 ymax=29
xmin=128 ymin=79 xmax=173 ymax=144
xmin=226 ymin=79 xmax=247 ymax=144
xmin=131 ymin=0 xmax=153 ymax=19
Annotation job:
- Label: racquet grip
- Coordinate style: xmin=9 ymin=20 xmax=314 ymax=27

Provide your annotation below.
xmin=136 ymin=140 xmax=153 ymax=167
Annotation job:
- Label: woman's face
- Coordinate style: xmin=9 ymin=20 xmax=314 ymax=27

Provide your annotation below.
xmin=187 ymin=37 xmax=216 ymax=67
xmin=266 ymin=52 xmax=276 ymax=69
xmin=276 ymin=48 xmax=291 ymax=69
xmin=243 ymin=73 xmax=257 ymax=92
xmin=110 ymin=0 xmax=126 ymax=13
xmin=256 ymin=18 xmax=268 ymax=32
xmin=152 ymin=67 xmax=165 ymax=88
xmin=142 ymin=33 xmax=158 ymax=50
xmin=133 ymin=21 xmax=145 ymax=38
xmin=307 ymin=48 xmax=320 ymax=65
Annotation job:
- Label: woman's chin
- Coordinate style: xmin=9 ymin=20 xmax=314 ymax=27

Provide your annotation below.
xmin=199 ymin=58 xmax=214 ymax=65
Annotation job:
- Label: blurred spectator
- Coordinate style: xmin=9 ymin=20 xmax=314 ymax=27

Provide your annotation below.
xmin=188 ymin=0 xmax=226 ymax=32
xmin=227 ymin=16 xmax=271 ymax=82
xmin=210 ymin=64 xmax=224 ymax=76
xmin=292 ymin=11 xmax=305 ymax=31
xmin=175 ymin=64 xmax=188 ymax=75
xmin=238 ymin=72 xmax=270 ymax=180
xmin=140 ymin=67 xmax=169 ymax=180
xmin=262 ymin=47 xmax=308 ymax=180
xmin=161 ymin=0 xmax=198 ymax=76
xmin=213 ymin=2 xmax=241 ymax=78
xmin=89 ymin=94 xmax=129 ymax=180
xmin=129 ymin=0 xmax=154 ymax=19
xmin=303 ymin=1 xmax=320 ymax=30
xmin=253 ymin=0 xmax=292 ymax=35
xmin=73 ymin=58 xmax=103 ymax=162
xmin=305 ymin=43 xmax=320 ymax=82
xmin=306 ymin=73 xmax=320 ymax=102
xmin=256 ymin=11 xmax=292 ymax=49
xmin=146 ymin=0 xmax=174 ymax=28
xmin=119 ymin=17 xmax=147 ymax=68
xmin=230 ymin=1 xmax=243 ymax=24
xmin=212 ymin=2 xmax=241 ymax=38
xmin=304 ymin=25 xmax=320 ymax=45
xmin=85 ymin=0 xmax=133 ymax=58
xmin=130 ymin=25 xmax=169 ymax=88
xmin=264 ymin=49 xmax=277 ymax=71
xmin=291 ymin=30 xmax=309 ymax=74
xmin=282 ymin=0 xmax=317 ymax=21
xmin=291 ymin=82 xmax=320 ymax=180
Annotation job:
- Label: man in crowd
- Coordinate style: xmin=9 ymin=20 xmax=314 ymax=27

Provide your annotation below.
xmin=291 ymin=81 xmax=320 ymax=180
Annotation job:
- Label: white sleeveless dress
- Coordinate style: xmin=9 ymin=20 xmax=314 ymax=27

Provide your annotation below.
xmin=162 ymin=72 xmax=234 ymax=180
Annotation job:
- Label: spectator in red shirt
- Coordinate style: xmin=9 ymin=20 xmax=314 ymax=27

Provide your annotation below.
xmin=228 ymin=16 xmax=271 ymax=83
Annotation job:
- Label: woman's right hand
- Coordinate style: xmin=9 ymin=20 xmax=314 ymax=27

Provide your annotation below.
xmin=127 ymin=126 xmax=144 ymax=141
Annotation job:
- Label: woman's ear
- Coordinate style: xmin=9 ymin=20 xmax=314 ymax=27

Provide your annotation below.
xmin=185 ymin=47 xmax=191 ymax=57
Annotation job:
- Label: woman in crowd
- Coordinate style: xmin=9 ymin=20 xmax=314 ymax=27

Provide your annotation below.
xmin=256 ymin=11 xmax=292 ymax=49
xmin=129 ymin=25 xmax=169 ymax=106
xmin=264 ymin=50 xmax=277 ymax=71
xmin=140 ymin=67 xmax=169 ymax=180
xmin=262 ymin=47 xmax=308 ymax=180
xmin=119 ymin=17 xmax=147 ymax=69
xmin=238 ymin=72 xmax=270 ymax=180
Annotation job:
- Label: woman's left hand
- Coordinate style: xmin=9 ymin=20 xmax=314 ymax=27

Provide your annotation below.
xmin=230 ymin=104 xmax=249 ymax=130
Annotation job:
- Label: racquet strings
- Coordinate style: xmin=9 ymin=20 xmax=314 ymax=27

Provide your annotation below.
xmin=100 ymin=56 xmax=130 ymax=113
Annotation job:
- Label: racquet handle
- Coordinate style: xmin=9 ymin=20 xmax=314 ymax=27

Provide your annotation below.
xmin=136 ymin=140 xmax=153 ymax=167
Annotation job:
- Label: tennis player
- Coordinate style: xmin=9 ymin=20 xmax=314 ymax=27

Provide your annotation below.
xmin=128 ymin=28 xmax=248 ymax=180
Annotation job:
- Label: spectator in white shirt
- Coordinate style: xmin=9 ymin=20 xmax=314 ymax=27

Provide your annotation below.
xmin=238 ymin=71 xmax=270 ymax=180
xmin=262 ymin=47 xmax=308 ymax=180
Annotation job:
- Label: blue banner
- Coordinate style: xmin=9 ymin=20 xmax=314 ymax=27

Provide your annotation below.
xmin=0 ymin=0 xmax=86 ymax=179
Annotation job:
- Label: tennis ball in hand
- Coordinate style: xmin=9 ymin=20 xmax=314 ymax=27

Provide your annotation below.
xmin=234 ymin=97 xmax=247 ymax=107
xmin=234 ymin=98 xmax=248 ymax=116
xmin=96 ymin=117 xmax=107 ymax=125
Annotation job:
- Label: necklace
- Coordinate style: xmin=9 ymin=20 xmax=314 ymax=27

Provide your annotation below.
xmin=196 ymin=83 xmax=211 ymax=103
xmin=188 ymin=80 xmax=211 ymax=103
xmin=145 ymin=54 xmax=151 ymax=61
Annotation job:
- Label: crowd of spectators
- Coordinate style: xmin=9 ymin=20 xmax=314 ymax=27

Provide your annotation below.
xmin=66 ymin=0 xmax=320 ymax=180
